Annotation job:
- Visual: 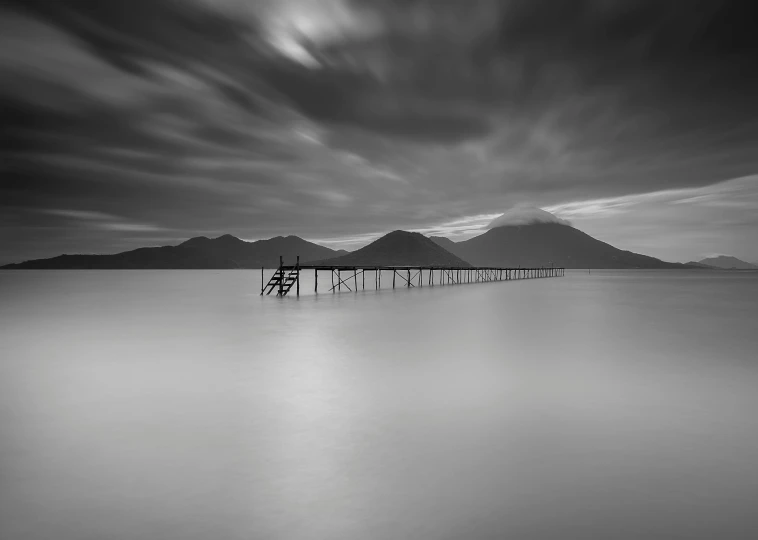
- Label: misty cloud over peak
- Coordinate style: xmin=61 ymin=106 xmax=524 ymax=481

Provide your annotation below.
xmin=487 ymin=208 xmax=572 ymax=229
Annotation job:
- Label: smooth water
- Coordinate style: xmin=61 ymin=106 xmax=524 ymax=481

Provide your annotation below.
xmin=1 ymin=270 xmax=757 ymax=540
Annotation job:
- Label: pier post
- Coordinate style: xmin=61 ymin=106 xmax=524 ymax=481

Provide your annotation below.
xmin=278 ymin=256 xmax=283 ymax=296
xmin=261 ymin=264 xmax=562 ymax=298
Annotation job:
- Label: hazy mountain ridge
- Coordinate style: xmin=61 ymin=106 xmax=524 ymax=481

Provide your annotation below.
xmin=1 ymin=235 xmax=341 ymax=269
xmin=431 ymin=223 xmax=695 ymax=269
xmin=311 ymin=230 xmax=471 ymax=267
xmin=2 ymin=223 xmax=721 ymax=270
xmin=694 ymin=256 xmax=758 ymax=270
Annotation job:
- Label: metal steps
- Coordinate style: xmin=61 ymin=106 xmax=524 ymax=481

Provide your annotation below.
xmin=261 ymin=258 xmax=300 ymax=296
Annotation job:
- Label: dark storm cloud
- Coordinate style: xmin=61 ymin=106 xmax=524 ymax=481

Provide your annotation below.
xmin=1 ymin=0 xmax=758 ymax=263
xmin=259 ymin=59 xmax=493 ymax=142
xmin=8 ymin=0 xmax=252 ymax=69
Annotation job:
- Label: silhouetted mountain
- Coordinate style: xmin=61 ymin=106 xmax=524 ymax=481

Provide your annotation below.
xmin=436 ymin=223 xmax=693 ymax=269
xmin=428 ymin=236 xmax=458 ymax=251
xmin=312 ymin=230 xmax=471 ymax=267
xmin=1 ymin=235 xmax=340 ymax=269
xmin=696 ymin=256 xmax=758 ymax=270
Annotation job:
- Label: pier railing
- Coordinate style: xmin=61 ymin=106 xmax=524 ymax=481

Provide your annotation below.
xmin=261 ymin=256 xmax=565 ymax=296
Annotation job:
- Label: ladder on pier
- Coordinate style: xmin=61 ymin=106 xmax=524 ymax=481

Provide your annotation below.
xmin=261 ymin=256 xmax=300 ymax=296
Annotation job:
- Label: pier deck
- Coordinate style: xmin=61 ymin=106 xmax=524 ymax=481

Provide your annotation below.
xmin=261 ymin=256 xmax=564 ymax=296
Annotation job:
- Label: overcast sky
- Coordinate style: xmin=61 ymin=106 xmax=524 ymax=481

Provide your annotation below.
xmin=2 ymin=0 xmax=757 ymax=265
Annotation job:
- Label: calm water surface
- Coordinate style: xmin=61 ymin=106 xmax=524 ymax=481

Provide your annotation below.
xmin=1 ymin=270 xmax=757 ymax=539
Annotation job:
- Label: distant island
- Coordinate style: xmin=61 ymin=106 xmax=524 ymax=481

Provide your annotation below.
xmin=687 ymin=256 xmax=758 ymax=270
xmin=0 ymin=210 xmax=727 ymax=270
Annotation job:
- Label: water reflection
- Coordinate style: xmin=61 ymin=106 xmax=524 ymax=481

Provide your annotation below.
xmin=1 ymin=270 xmax=757 ymax=539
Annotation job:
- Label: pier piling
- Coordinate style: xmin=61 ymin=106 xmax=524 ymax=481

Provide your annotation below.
xmin=263 ymin=258 xmax=566 ymax=297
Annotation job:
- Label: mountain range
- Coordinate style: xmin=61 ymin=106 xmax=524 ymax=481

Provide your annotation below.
xmin=0 ymin=220 xmax=728 ymax=270
xmin=1 ymin=235 xmax=345 ymax=269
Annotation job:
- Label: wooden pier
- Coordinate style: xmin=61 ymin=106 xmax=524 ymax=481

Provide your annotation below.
xmin=261 ymin=256 xmax=564 ymax=296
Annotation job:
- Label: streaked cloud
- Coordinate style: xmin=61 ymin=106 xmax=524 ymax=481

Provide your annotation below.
xmin=544 ymin=176 xmax=758 ymax=219
xmin=1 ymin=0 xmax=757 ymax=264
xmin=543 ymin=176 xmax=758 ymax=262
xmin=41 ymin=209 xmax=117 ymax=221
xmin=38 ymin=208 xmax=164 ymax=234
